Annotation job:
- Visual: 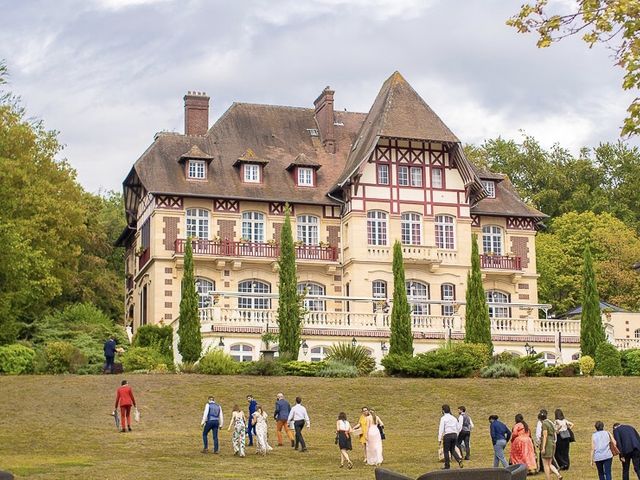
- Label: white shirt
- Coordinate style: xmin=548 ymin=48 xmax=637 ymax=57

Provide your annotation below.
xmin=337 ymin=420 xmax=351 ymax=431
xmin=438 ymin=413 xmax=460 ymax=441
xmin=288 ymin=404 xmax=310 ymax=426
xmin=201 ymin=401 xmax=224 ymax=427
xmin=535 ymin=420 xmax=542 ymax=445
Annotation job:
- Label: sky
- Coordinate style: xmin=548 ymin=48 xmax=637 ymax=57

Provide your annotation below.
xmin=0 ymin=0 xmax=637 ymax=193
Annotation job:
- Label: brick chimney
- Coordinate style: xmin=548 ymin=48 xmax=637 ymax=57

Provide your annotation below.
xmin=184 ymin=91 xmax=210 ymax=136
xmin=314 ymin=86 xmax=336 ymax=154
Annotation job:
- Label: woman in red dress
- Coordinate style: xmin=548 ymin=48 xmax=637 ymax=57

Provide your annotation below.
xmin=510 ymin=413 xmax=537 ymax=473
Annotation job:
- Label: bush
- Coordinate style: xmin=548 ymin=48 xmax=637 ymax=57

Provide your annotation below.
xmin=491 ymin=351 xmax=517 ymax=365
xmin=380 ymin=353 xmax=412 ymax=376
xmin=132 ymin=325 xmax=173 ymax=360
xmin=120 ymin=346 xmax=166 ymax=372
xmin=281 ymin=360 xmax=327 ymax=376
xmin=44 ymin=341 xmax=87 ymax=374
xmin=579 ymin=355 xmax=595 ymax=375
xmin=543 ymin=362 xmax=580 ymax=377
xmin=325 ymin=343 xmax=376 ymax=376
xmin=513 ymin=354 xmax=545 ymax=377
xmin=481 ymin=363 xmax=520 ymax=378
xmin=0 ymin=344 xmax=36 ymax=374
xmin=239 ymin=359 xmax=285 ymax=376
xmin=316 ymin=360 xmax=359 ymax=378
xmin=177 ymin=361 xmax=198 ymax=374
xmin=197 ymin=349 xmax=239 ymax=375
xmin=595 ymin=342 xmax=623 ymax=376
xmin=621 ymin=349 xmax=640 ymax=376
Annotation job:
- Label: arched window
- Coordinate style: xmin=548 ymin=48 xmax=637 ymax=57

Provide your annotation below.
xmin=241 ymin=212 xmax=265 ymax=243
xmin=195 ymin=278 xmax=215 ymax=309
xmin=186 ymin=208 xmax=209 ymax=239
xmin=435 ymin=215 xmax=455 ymax=250
xmin=482 ymin=225 xmax=503 ymax=255
xmin=297 ymin=282 xmax=326 ymax=311
xmin=486 ymin=290 xmax=510 ymax=318
xmin=367 ymin=211 xmax=388 ymax=246
xmin=540 ymin=351 xmax=556 ymax=367
xmin=401 ymin=212 xmax=422 ymax=245
xmin=310 ymin=346 xmax=329 ymax=362
xmin=238 ymin=280 xmax=271 ymax=310
xmin=441 ymin=283 xmax=456 ymax=316
xmin=406 ymin=281 xmax=430 ymax=315
xmin=635 ymin=328 xmax=640 ymax=339
xmin=230 ymin=344 xmax=254 ymax=362
xmin=571 ymin=353 xmax=581 ymax=361
xmin=296 ymin=215 xmax=319 ymax=245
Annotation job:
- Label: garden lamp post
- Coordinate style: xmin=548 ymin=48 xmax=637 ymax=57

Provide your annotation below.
xmin=218 ymin=336 xmax=225 ymax=348
xmin=351 ymin=337 xmax=357 ymax=347
xmin=381 ymin=341 xmax=388 ymax=356
xmin=301 ymin=339 xmax=309 ymax=357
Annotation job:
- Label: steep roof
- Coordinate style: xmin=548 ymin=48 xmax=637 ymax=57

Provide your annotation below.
xmin=471 ymin=175 xmax=546 ymax=219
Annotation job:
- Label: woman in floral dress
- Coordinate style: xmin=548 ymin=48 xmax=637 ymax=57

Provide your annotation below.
xmin=227 ymin=404 xmax=246 ymax=457
xmin=252 ymin=404 xmax=273 ymax=455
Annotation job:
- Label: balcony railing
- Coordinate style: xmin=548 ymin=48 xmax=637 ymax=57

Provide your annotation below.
xmin=615 ymin=338 xmax=640 ymax=350
xmin=481 ymin=254 xmax=522 ymax=270
xmin=174 ymin=239 xmax=337 ymax=261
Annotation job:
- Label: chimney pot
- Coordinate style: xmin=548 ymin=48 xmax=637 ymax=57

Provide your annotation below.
xmin=184 ymin=91 xmax=210 ymax=136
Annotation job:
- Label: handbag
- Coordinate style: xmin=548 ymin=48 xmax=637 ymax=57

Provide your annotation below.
xmin=134 ymin=407 xmax=141 ymax=423
xmin=378 ymin=424 xmax=385 ymax=440
xmin=558 ymin=429 xmax=571 ymax=440
xmin=568 ymin=428 xmax=575 ymax=443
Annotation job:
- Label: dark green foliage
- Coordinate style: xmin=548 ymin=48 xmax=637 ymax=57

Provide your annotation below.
xmin=316 ymin=360 xmax=358 ymax=378
xmin=481 ymin=363 xmax=520 ymax=378
xmin=389 ymin=241 xmax=413 ymax=356
xmin=595 ymin=342 xmax=623 ymax=376
xmin=491 ymin=351 xmax=517 ymax=365
xmin=43 ymin=341 xmax=87 ymax=374
xmin=281 ymin=360 xmax=327 ymax=376
xmin=120 ymin=346 xmax=167 ymax=372
xmin=580 ymin=245 xmax=606 ymax=357
xmin=621 ymin=349 xmax=640 ymax=376
xmin=132 ymin=325 xmax=173 ymax=360
xmin=277 ymin=207 xmax=304 ymax=360
xmin=0 ymin=344 xmax=36 ymax=374
xmin=325 ymin=343 xmax=376 ymax=376
xmin=178 ymin=238 xmax=201 ymax=363
xmin=513 ymin=354 xmax=545 ymax=377
xmin=465 ymin=234 xmax=493 ymax=352
xmin=543 ymin=362 xmax=580 ymax=377
xmin=239 ymin=359 xmax=285 ymax=376
xmin=197 ymin=349 xmax=239 ymax=375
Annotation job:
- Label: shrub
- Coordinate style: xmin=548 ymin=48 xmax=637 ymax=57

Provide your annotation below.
xmin=543 ymin=362 xmax=580 ymax=377
xmin=132 ymin=325 xmax=173 ymax=360
xmin=120 ymin=347 xmax=166 ymax=372
xmin=513 ymin=354 xmax=545 ymax=377
xmin=481 ymin=363 xmax=520 ymax=378
xmin=0 ymin=344 xmax=36 ymax=374
xmin=595 ymin=342 xmax=623 ymax=376
xmin=579 ymin=355 xmax=595 ymax=375
xmin=380 ymin=353 xmax=412 ymax=376
xmin=281 ymin=360 xmax=326 ymax=377
xmin=44 ymin=341 xmax=87 ymax=374
xmin=621 ymin=349 xmax=640 ymax=376
xmin=316 ymin=360 xmax=358 ymax=378
xmin=325 ymin=343 xmax=376 ymax=376
xmin=491 ymin=351 xmax=517 ymax=365
xmin=177 ymin=361 xmax=198 ymax=374
xmin=197 ymin=349 xmax=239 ymax=375
xmin=239 ymin=359 xmax=285 ymax=376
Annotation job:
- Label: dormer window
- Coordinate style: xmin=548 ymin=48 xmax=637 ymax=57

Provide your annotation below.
xmin=482 ymin=180 xmax=496 ymax=198
xmin=244 ymin=164 xmax=261 ymax=183
xmin=286 ymin=153 xmax=321 ymax=187
xmin=297 ymin=167 xmax=314 ymax=187
xmin=234 ymin=148 xmax=268 ymax=184
xmin=188 ymin=160 xmax=206 ymax=179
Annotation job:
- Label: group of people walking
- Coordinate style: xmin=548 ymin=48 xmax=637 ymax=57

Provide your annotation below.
xmin=334 ymin=407 xmax=385 ymax=469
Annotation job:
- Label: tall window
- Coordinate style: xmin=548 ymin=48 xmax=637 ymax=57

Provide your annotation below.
xmin=435 ymin=215 xmax=455 ymax=249
xmin=241 ymin=212 xmax=265 ymax=242
xmin=298 ymin=282 xmax=325 ymax=311
xmin=238 ymin=280 xmax=271 ymax=310
xmin=486 ymin=290 xmax=510 ymax=318
xmin=431 ymin=167 xmax=443 ymax=188
xmin=230 ymin=344 xmax=254 ymax=362
xmin=406 ymin=281 xmax=430 ymax=315
xmin=635 ymin=328 xmax=640 ymax=339
xmin=377 ymin=164 xmax=389 ymax=185
xmin=372 ymin=280 xmax=387 ymax=299
xmin=482 ymin=180 xmax=495 ymax=198
xmin=244 ymin=164 xmax=260 ymax=183
xmin=482 ymin=225 xmax=503 ymax=255
xmin=441 ymin=283 xmax=455 ymax=316
xmin=296 ymin=215 xmax=319 ymax=245
xmin=186 ymin=208 xmax=209 ymax=239
xmin=401 ymin=212 xmax=422 ymax=245
xmin=398 ymin=166 xmax=409 ymax=186
xmin=195 ymin=278 xmax=215 ymax=309
xmin=310 ymin=346 xmax=329 ymax=362
xmin=410 ymin=167 xmax=423 ymax=187
xmin=367 ymin=211 xmax=388 ymax=246
xmin=298 ymin=167 xmax=314 ymax=186
xmin=188 ymin=160 xmax=206 ymax=179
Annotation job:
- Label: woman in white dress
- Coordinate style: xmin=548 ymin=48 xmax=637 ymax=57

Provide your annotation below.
xmin=252 ymin=404 xmax=273 ymax=455
xmin=366 ymin=409 xmax=384 ymax=466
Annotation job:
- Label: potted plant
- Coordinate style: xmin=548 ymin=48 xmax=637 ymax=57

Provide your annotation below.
xmin=261 ymin=331 xmax=278 ymax=361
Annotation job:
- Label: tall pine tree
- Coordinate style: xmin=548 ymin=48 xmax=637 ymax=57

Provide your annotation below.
xmin=389 ymin=241 xmax=413 ymax=356
xmin=277 ymin=207 xmax=303 ymax=360
xmin=178 ymin=237 xmax=202 ymax=362
xmin=464 ymin=233 xmax=493 ymax=352
xmin=580 ymin=244 xmax=606 ymax=357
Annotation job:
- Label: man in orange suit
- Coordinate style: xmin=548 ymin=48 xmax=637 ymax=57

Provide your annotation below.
xmin=115 ymin=380 xmax=137 ymax=433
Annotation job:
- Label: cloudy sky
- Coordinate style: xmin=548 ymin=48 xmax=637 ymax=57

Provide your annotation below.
xmin=1 ymin=0 xmax=637 ymax=193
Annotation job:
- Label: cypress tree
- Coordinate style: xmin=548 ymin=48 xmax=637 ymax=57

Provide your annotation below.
xmin=581 ymin=244 xmax=606 ymax=357
xmin=389 ymin=241 xmax=413 ymax=356
xmin=464 ymin=233 xmax=493 ymax=352
xmin=178 ymin=237 xmax=202 ymax=362
xmin=277 ymin=206 xmax=303 ymax=360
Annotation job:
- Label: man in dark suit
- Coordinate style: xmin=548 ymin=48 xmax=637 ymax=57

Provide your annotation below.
xmin=613 ymin=423 xmax=640 ymax=480
xmin=246 ymin=394 xmax=257 ymax=446
xmin=103 ymin=336 xmax=117 ymax=374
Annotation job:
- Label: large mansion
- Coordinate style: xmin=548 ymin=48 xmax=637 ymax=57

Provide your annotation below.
xmin=117 ymin=72 xmax=589 ymax=365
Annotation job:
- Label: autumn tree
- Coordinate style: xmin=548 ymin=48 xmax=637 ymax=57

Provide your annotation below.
xmin=389 ymin=241 xmax=413 ymax=356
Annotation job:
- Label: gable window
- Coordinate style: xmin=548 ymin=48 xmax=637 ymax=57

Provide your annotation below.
xmin=377 ymin=164 xmax=389 ymax=185
xmin=186 ymin=208 xmax=209 ymax=239
xmin=398 ymin=166 xmax=409 ymax=186
xmin=482 ymin=180 xmax=495 ymax=198
xmin=401 ymin=212 xmax=422 ymax=245
xmin=241 ymin=212 xmax=265 ymax=243
xmin=435 ymin=215 xmax=455 ymax=250
xmin=230 ymin=344 xmax=254 ymax=362
xmin=296 ymin=215 xmax=319 ymax=245
xmin=367 ymin=211 xmax=387 ymax=246
xmin=410 ymin=167 xmax=423 ymax=187
xmin=407 ymin=281 xmax=430 ymax=315
xmin=482 ymin=225 xmax=503 ymax=255
xmin=431 ymin=167 xmax=443 ymax=189
xmin=486 ymin=290 xmax=510 ymax=318
xmin=441 ymin=283 xmax=455 ymax=316
xmin=297 ymin=167 xmax=314 ymax=186
xmin=298 ymin=282 xmax=325 ymax=311
xmin=195 ymin=278 xmax=215 ymax=309
xmin=244 ymin=164 xmax=261 ymax=183
xmin=188 ymin=160 xmax=206 ymax=179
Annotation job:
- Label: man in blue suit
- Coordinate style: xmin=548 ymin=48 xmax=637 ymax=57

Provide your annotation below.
xmin=613 ymin=423 xmax=640 ymax=480
xmin=247 ymin=394 xmax=257 ymax=446
xmin=103 ymin=336 xmax=117 ymax=374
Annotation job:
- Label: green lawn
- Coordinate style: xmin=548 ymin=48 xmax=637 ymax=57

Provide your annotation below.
xmin=0 ymin=375 xmax=637 ymax=479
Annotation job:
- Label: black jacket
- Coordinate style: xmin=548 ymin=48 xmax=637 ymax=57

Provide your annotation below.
xmin=613 ymin=424 xmax=640 ymax=456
